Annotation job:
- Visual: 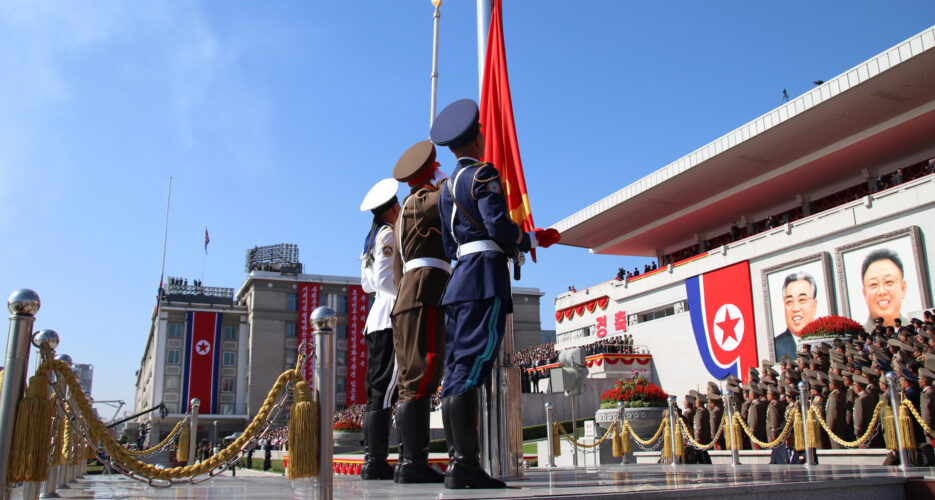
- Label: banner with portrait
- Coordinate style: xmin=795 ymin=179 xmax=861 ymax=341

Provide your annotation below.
xmin=761 ymin=253 xmax=835 ymax=362
xmin=834 ymin=226 xmax=931 ymax=331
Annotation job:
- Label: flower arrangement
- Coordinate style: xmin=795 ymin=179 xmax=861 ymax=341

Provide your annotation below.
xmin=798 ymin=315 xmax=864 ymax=341
xmin=600 ymin=376 xmax=668 ymax=409
xmin=333 ymin=420 xmax=362 ymax=432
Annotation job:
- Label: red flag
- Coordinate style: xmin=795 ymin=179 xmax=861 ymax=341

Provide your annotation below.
xmin=480 ymin=0 xmax=537 ymax=260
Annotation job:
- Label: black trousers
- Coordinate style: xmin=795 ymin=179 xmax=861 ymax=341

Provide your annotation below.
xmin=366 ymin=328 xmax=398 ymax=411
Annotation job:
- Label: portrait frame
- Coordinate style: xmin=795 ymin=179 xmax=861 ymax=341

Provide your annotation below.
xmin=834 ymin=226 xmax=931 ymax=328
xmin=760 ymin=252 xmax=835 ymax=362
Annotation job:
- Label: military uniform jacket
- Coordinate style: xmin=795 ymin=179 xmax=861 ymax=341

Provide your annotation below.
xmin=694 ymin=407 xmax=711 ymax=443
xmin=853 ymin=391 xmax=876 ymax=438
xmin=748 ymin=399 xmax=767 ymax=441
xmin=766 ymin=401 xmax=783 ymax=441
xmin=709 ymin=406 xmax=724 ymax=444
xmin=683 ymin=407 xmax=696 ymax=435
xmin=826 ymin=389 xmax=847 ymax=439
xmin=438 ymin=158 xmax=531 ymax=306
xmin=921 ymin=386 xmax=935 ymax=436
xmin=360 ymin=224 xmax=396 ymax=334
xmin=392 ymin=185 xmax=449 ymax=314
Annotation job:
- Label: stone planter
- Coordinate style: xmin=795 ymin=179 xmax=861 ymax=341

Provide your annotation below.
xmin=595 ymin=406 xmax=666 ymax=453
xmin=333 ymin=431 xmax=363 ymax=446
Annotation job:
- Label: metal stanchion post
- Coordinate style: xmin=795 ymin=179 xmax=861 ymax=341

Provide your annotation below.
xmin=617 ymin=401 xmax=628 ymax=465
xmin=33 ymin=330 xmax=62 ymax=499
xmin=570 ymin=395 xmax=578 ymax=467
xmin=721 ymin=382 xmax=740 ymax=466
xmin=544 ymin=402 xmax=556 ymax=468
xmin=885 ymin=371 xmax=909 ymax=470
xmin=0 ymin=289 xmax=40 ymax=500
xmin=797 ymin=381 xmax=814 ymax=467
xmin=667 ymin=395 xmax=679 ymax=468
xmin=189 ymin=399 xmax=200 ymax=465
xmin=311 ymin=306 xmax=336 ymax=500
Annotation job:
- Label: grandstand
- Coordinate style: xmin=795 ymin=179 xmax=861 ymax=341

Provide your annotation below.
xmin=550 ymin=25 xmax=935 ymax=399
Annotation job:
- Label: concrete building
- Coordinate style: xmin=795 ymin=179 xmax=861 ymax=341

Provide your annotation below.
xmin=551 ymin=26 xmax=935 ymax=399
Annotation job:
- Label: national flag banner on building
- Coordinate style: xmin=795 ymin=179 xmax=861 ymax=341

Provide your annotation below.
xmin=480 ymin=0 xmax=537 ymax=259
xmin=346 ymin=285 xmax=369 ymax=406
xmin=684 ymin=261 xmax=759 ymax=382
xmin=181 ymin=311 xmax=223 ymax=413
xmin=298 ymin=282 xmax=321 ymax=383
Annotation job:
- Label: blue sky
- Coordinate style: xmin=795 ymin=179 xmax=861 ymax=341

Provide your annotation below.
xmin=1 ymin=1 xmax=932 ymax=411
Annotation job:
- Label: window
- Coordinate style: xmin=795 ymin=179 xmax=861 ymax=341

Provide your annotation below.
xmin=167 ymin=350 xmax=180 ymax=364
xmin=336 ymin=350 xmax=346 ymax=366
xmin=285 ymin=348 xmax=297 ymax=366
xmin=336 ymin=377 xmax=346 ymax=393
xmin=165 ymin=403 xmax=180 ymax=414
xmin=168 ymin=323 xmax=184 ymax=339
xmin=221 ymin=378 xmax=234 ymax=392
xmin=223 ymin=351 xmax=236 ymax=366
xmin=286 ymin=322 xmax=297 ymax=338
xmin=337 ymin=295 xmax=348 ymax=314
xmin=164 ymin=375 xmax=179 ymax=391
xmin=220 ymin=404 xmax=234 ymax=415
xmin=223 ymin=325 xmax=237 ymax=341
xmin=336 ymin=324 xmax=346 ymax=340
xmin=287 ymin=293 xmax=298 ymax=311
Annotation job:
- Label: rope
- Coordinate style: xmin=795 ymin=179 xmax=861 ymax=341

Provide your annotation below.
xmin=809 ymin=401 xmax=885 ymax=448
xmin=48 ymin=358 xmax=296 ymax=481
xmin=678 ymin=415 xmax=726 ymax=451
xmin=554 ymin=419 xmax=618 ymax=448
xmin=126 ymin=418 xmax=187 ymax=456
xmin=734 ymin=407 xmax=798 ymax=449
xmin=626 ymin=418 xmax=667 ymax=446
xmin=902 ymin=399 xmax=935 ymax=439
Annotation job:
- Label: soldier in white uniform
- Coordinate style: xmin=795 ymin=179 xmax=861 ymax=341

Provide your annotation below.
xmin=359 ymin=178 xmax=401 ymax=480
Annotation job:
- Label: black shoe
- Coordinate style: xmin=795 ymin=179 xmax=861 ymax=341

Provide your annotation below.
xmin=442 ymin=389 xmax=506 ymax=489
xmin=395 ymin=398 xmax=444 ymax=483
xmin=360 ymin=409 xmax=394 ymax=480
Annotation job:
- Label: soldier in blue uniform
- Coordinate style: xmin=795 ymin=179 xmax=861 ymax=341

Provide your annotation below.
xmin=430 ymin=99 xmax=560 ymax=489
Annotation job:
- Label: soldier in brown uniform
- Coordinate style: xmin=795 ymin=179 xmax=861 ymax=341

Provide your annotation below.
xmin=390 ymin=141 xmax=451 ymax=483
xmin=842 ymin=370 xmax=856 ymax=441
xmin=852 ymin=374 xmax=877 ymax=447
xmin=693 ymin=392 xmax=712 ymax=464
xmin=707 ymin=383 xmax=725 ymax=450
xmin=826 ymin=374 xmax=848 ymax=448
xmin=920 ymin=368 xmax=935 ymax=448
xmin=747 ymin=385 xmax=768 ymax=446
xmin=740 ymin=386 xmax=753 ymax=449
xmin=766 ymin=385 xmax=784 ymax=442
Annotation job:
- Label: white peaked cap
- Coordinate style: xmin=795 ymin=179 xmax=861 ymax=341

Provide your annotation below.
xmin=360 ymin=178 xmax=399 ymax=212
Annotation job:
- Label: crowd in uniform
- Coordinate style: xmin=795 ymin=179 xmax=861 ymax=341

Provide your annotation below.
xmin=675 ymin=311 xmax=935 ymax=465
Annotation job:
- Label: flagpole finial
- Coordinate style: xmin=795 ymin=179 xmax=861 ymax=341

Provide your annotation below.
xmin=432 ymin=0 xmax=442 ymax=8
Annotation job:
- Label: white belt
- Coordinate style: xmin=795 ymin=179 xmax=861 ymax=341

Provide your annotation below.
xmin=456 ymin=239 xmax=502 ymax=259
xmin=403 ymin=257 xmax=452 ymax=275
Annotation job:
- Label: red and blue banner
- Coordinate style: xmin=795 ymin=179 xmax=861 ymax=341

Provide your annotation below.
xmin=346 ymin=285 xmax=368 ymax=406
xmin=181 ymin=311 xmax=222 ymax=414
xmin=685 ymin=262 xmax=759 ymax=382
xmin=298 ymin=283 xmax=321 ymax=383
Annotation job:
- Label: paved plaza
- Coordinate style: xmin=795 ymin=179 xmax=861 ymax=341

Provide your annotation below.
xmin=11 ymin=464 xmax=931 ymax=499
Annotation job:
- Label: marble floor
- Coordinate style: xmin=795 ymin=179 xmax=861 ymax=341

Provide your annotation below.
xmin=11 ymin=464 xmax=929 ymax=499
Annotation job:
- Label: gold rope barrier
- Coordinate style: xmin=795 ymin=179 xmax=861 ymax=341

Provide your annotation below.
xmin=902 ymin=399 xmax=935 ymax=439
xmin=49 ymin=358 xmax=296 ymax=481
xmin=126 ymin=419 xmax=187 ymax=456
xmin=734 ymin=407 xmax=798 ymax=449
xmin=554 ymin=419 xmax=618 ymax=449
xmin=626 ymin=418 xmax=667 ymax=446
xmin=678 ymin=416 xmax=725 ymax=451
xmin=808 ymin=401 xmax=885 ymax=448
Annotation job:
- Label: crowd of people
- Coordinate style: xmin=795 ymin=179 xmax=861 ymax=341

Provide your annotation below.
xmin=582 ymin=336 xmax=640 ymax=356
xmin=675 ymin=310 xmax=935 ymax=466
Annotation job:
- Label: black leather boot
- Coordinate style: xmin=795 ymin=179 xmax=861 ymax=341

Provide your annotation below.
xmin=395 ymin=398 xmax=444 ymax=483
xmin=360 ymin=409 xmax=394 ymax=480
xmin=442 ymin=389 xmax=506 ymax=489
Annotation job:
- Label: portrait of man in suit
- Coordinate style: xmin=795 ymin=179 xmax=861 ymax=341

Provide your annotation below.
xmin=774 ymin=271 xmax=818 ymax=360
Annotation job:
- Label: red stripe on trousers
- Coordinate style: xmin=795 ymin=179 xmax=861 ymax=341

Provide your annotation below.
xmin=415 ymin=306 xmax=437 ymax=399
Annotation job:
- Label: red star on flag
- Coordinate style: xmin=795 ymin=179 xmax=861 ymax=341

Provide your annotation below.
xmin=717 ymin=311 xmax=741 ymax=344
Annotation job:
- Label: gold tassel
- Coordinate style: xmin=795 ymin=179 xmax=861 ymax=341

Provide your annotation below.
xmin=793 ymin=409 xmax=805 ymax=452
xmin=177 ymin=424 xmax=190 ymax=463
xmin=6 ymin=374 xmax=54 ymax=482
xmin=286 ymin=380 xmax=319 ymax=479
xmin=673 ymin=422 xmax=684 ymax=458
xmin=551 ymin=422 xmax=562 ymax=457
xmin=732 ymin=414 xmax=744 ymax=451
xmin=612 ymin=423 xmax=623 ymax=457
xmin=882 ymin=405 xmax=897 ymax=451
xmin=662 ymin=420 xmax=672 ymax=459
xmin=620 ymin=422 xmax=632 ymax=455
xmin=51 ymin=407 xmax=65 ymax=467
xmin=898 ymin=404 xmax=917 ymax=450
xmin=805 ymin=409 xmax=821 ymax=450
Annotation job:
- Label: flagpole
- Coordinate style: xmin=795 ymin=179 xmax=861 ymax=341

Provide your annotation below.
xmin=476 ymin=0 xmax=491 ymax=99
xmin=430 ymin=0 xmax=442 ymax=128
xmin=159 ymin=177 xmax=172 ymax=298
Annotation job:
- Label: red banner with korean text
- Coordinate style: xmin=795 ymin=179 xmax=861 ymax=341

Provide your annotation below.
xmin=298 ymin=283 xmax=321 ymax=383
xmin=346 ymin=285 xmax=369 ymax=406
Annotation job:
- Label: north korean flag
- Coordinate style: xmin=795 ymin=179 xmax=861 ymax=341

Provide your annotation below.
xmin=181 ymin=311 xmax=222 ymax=414
xmin=684 ymin=261 xmax=758 ymax=382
